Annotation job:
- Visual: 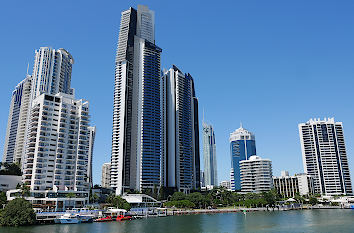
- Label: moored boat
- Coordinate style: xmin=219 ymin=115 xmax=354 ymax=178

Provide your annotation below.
xmin=94 ymin=216 xmax=113 ymax=222
xmin=116 ymin=215 xmax=132 ymax=221
xmin=54 ymin=213 xmax=81 ymax=224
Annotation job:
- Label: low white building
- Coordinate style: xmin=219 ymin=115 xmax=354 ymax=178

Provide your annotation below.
xmin=240 ymin=155 xmax=273 ymax=193
xmin=0 ymin=175 xmax=22 ymax=191
xmin=7 ymin=189 xmax=89 ymax=211
xmin=273 ymin=171 xmax=314 ymax=197
xmin=122 ymin=194 xmax=161 ymax=208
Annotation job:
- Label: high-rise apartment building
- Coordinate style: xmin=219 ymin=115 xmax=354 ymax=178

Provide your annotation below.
xmin=161 ymin=65 xmax=200 ymax=193
xmin=23 ymin=93 xmax=91 ymax=191
xmin=229 ymin=125 xmax=256 ymax=191
xmin=3 ymin=47 xmax=94 ymax=211
xmin=31 ymin=47 xmax=74 ymax=100
xmin=299 ymin=118 xmax=353 ymax=195
xmin=87 ymin=126 xmax=96 ymax=188
xmin=102 ymin=162 xmax=111 ymax=188
xmin=111 ymin=5 xmax=162 ymax=194
xmin=3 ymin=47 xmax=76 ymax=167
xmin=240 ymin=155 xmax=273 ymax=193
xmin=202 ymin=122 xmax=217 ymax=186
xmin=3 ymin=75 xmax=33 ymax=164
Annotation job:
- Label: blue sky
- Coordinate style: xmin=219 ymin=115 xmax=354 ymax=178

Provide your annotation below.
xmin=1 ymin=0 xmax=354 ymax=185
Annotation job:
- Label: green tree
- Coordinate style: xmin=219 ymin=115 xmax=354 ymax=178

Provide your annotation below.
xmin=186 ymin=192 xmax=204 ymax=208
xmin=0 ymin=198 xmax=36 ymax=226
xmin=106 ymin=194 xmax=131 ymax=210
xmin=0 ymin=162 xmax=22 ymax=176
xmin=309 ymin=196 xmax=318 ymax=206
xmin=15 ymin=184 xmax=30 ymax=198
xmin=0 ymin=191 xmax=7 ymax=207
xmin=262 ymin=189 xmax=280 ymax=206
xmin=171 ymin=192 xmax=186 ymax=201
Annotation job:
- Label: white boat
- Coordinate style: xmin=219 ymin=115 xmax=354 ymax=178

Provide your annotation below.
xmin=54 ymin=213 xmax=81 ymax=224
xmin=106 ymin=207 xmax=127 ymax=214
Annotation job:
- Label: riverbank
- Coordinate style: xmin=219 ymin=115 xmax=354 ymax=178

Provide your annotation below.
xmin=165 ymin=205 xmax=344 ymax=216
xmin=3 ymin=209 xmax=354 ymax=233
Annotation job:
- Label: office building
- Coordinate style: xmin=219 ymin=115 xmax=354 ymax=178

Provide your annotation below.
xmin=3 ymin=75 xmax=33 ymax=164
xmin=230 ymin=125 xmax=256 ymax=191
xmin=273 ymin=171 xmax=314 ymax=197
xmin=240 ymin=155 xmax=272 ymax=193
xmin=161 ymin=65 xmax=200 ymax=193
xmin=203 ymin=122 xmax=217 ymax=186
xmin=102 ymin=163 xmax=111 ymax=188
xmin=111 ymin=5 xmax=163 ymax=194
xmin=299 ymin=118 xmax=353 ymax=195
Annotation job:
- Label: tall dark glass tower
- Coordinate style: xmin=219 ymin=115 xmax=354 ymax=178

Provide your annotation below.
xmin=111 ymin=5 xmax=162 ymax=194
xmin=161 ymin=66 xmax=200 ymax=193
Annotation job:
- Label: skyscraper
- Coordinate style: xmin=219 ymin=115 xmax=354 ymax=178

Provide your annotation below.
xmin=3 ymin=75 xmax=33 ymax=164
xmin=299 ymin=118 xmax=353 ymax=195
xmin=31 ymin=47 xmax=74 ymax=100
xmin=202 ymin=122 xmax=217 ymax=187
xmin=161 ymin=65 xmax=200 ymax=193
xmin=229 ymin=125 xmax=256 ymax=191
xmin=111 ymin=5 xmax=162 ymax=194
xmin=87 ymin=126 xmax=96 ymax=188
xmin=3 ymin=47 xmax=76 ymax=167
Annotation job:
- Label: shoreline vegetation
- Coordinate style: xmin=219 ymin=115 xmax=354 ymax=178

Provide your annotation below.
xmin=0 ymin=186 xmax=347 ymax=227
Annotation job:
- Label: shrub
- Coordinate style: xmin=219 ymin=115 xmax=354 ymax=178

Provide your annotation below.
xmin=0 ymin=198 xmax=36 ymax=226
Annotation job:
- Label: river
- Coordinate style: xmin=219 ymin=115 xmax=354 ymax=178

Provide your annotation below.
xmin=1 ymin=209 xmax=354 ymax=233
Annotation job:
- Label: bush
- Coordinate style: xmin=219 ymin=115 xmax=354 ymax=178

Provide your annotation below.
xmin=0 ymin=198 xmax=36 ymax=226
xmin=164 ymin=200 xmax=195 ymax=209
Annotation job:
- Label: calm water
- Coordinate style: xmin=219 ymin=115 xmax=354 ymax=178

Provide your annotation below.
xmin=1 ymin=209 xmax=354 ymax=233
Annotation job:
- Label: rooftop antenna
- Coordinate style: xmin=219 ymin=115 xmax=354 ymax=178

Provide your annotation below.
xmin=203 ymin=108 xmax=205 ymax=123
xmin=26 ymin=62 xmax=29 ymax=76
xmin=240 ymin=122 xmax=243 ymax=128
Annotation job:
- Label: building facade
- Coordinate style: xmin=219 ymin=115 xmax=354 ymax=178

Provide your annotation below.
xmin=22 ymin=93 xmax=91 ymax=192
xmin=230 ymin=125 xmax=256 ymax=191
xmin=240 ymin=155 xmax=272 ymax=193
xmin=273 ymin=171 xmax=314 ymax=197
xmin=299 ymin=118 xmax=353 ymax=195
xmin=31 ymin=47 xmax=74 ymax=100
xmin=102 ymin=162 xmax=111 ymax=188
xmin=220 ymin=180 xmax=231 ymax=190
xmin=161 ymin=65 xmax=200 ymax=193
xmin=3 ymin=75 xmax=33 ymax=164
xmin=87 ymin=126 xmax=96 ymax=188
xmin=111 ymin=5 xmax=162 ymax=194
xmin=202 ymin=122 xmax=217 ymax=187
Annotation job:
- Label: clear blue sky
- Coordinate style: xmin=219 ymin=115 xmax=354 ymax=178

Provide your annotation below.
xmin=1 ymin=0 xmax=354 ymax=185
